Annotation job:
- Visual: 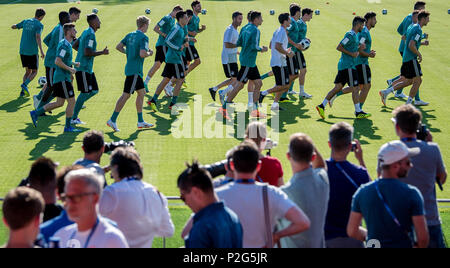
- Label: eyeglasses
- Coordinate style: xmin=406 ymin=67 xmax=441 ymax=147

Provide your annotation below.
xmin=61 ymin=192 xmax=96 ymax=203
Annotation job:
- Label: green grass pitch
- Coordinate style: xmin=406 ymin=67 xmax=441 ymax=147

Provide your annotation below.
xmin=0 ymin=0 xmax=449 ymax=248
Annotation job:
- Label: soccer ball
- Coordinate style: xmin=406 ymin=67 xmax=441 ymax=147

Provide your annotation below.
xmin=201 ymin=9 xmax=207 ymax=15
xmin=92 ymin=8 xmax=98 ymax=14
xmin=270 ymin=10 xmax=275 ymax=15
xmin=145 ymin=8 xmax=151 ymax=15
xmin=299 ymin=39 xmax=311 ymax=50
xmin=382 ymin=9 xmax=387 ymax=15
xmin=38 ymin=76 xmax=47 ymax=87
xmin=315 ymin=9 xmax=320 ymax=15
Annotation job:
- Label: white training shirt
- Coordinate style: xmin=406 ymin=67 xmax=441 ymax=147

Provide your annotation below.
xmin=99 ymin=179 xmax=175 ymax=248
xmin=54 ymin=217 xmax=129 ymax=248
xmin=270 ymin=26 xmax=289 ymax=67
xmin=216 ymin=181 xmax=297 ymax=248
xmin=221 ymin=24 xmax=239 ymax=64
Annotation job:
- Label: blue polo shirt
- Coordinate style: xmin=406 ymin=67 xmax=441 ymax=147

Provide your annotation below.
xmin=324 ymin=159 xmax=371 ymax=240
xmin=39 ymin=210 xmax=73 ymax=244
xmin=185 ymin=202 xmax=243 ymax=248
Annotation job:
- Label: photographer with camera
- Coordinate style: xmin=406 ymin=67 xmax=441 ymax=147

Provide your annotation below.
xmin=389 ymin=104 xmax=447 ymax=248
xmin=324 ymin=122 xmax=371 ymax=248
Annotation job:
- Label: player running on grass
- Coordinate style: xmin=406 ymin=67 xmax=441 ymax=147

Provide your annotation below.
xmin=315 ymin=16 xmax=371 ymax=120
xmin=184 ymin=1 xmax=206 ymax=78
xmin=11 ymin=8 xmax=46 ymax=98
xmin=30 ymin=23 xmax=81 ymax=133
xmin=107 ymin=16 xmax=154 ymax=132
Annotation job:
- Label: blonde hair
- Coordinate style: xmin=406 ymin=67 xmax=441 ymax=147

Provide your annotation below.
xmin=136 ymin=16 xmax=150 ymax=28
xmin=245 ymin=122 xmax=267 ymax=148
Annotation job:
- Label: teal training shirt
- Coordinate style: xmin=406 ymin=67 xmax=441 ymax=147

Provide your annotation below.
xmin=165 ymin=23 xmax=186 ymax=64
xmin=182 ymin=25 xmax=188 ymax=57
xmin=120 ymin=30 xmax=149 ymax=77
xmin=402 ymin=24 xmax=422 ymax=63
xmin=397 ymin=13 xmax=413 ymax=54
xmin=237 ymin=23 xmax=262 ymax=68
xmin=287 ymin=17 xmax=299 ymax=53
xmin=155 ymin=14 xmax=175 ymax=47
xmin=356 ymin=26 xmax=372 ymax=66
xmin=75 ymin=27 xmax=97 ymax=73
xmin=297 ymin=18 xmax=307 ymax=41
xmin=17 ymin=18 xmax=44 ymax=56
xmin=337 ymin=30 xmax=358 ymax=70
xmin=187 ymin=14 xmax=200 ymax=46
xmin=44 ymin=23 xmax=64 ymax=68
xmin=53 ymin=39 xmax=73 ymax=84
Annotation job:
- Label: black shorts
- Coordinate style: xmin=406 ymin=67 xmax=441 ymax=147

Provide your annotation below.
xmin=52 ymin=81 xmax=75 ymax=99
xmin=155 ymin=46 xmax=167 ymax=63
xmin=184 ymin=45 xmax=200 ymax=62
xmin=272 ymin=66 xmax=290 ymax=86
xmin=400 ymin=51 xmax=403 ymax=57
xmin=296 ymin=51 xmax=307 ymax=70
xmin=20 ymin=54 xmax=38 ymax=70
xmin=401 ymin=59 xmax=422 ymax=79
xmin=75 ymin=71 xmax=99 ymax=93
xmin=334 ymin=68 xmax=359 ymax=87
xmin=355 ymin=64 xmax=372 ymax=85
xmin=223 ymin=63 xmax=239 ymax=78
xmin=123 ymin=75 xmax=145 ymax=94
xmin=237 ymin=66 xmax=261 ymax=84
xmin=45 ymin=67 xmax=55 ymax=87
xmin=182 ymin=56 xmax=189 ymax=71
xmin=162 ymin=63 xmax=185 ymax=79
xmin=287 ymin=55 xmax=299 ymax=76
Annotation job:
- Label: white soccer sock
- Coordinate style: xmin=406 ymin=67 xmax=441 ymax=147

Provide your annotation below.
xmin=221 ymin=85 xmax=233 ymax=95
xmin=144 ymin=76 xmax=151 ymax=85
xmin=300 ymin=85 xmax=305 ymax=93
xmin=248 ymin=92 xmax=254 ymax=104
xmin=354 ymin=103 xmax=362 ymax=113
xmin=212 ymin=86 xmax=218 ymax=92
xmin=167 ymin=81 xmax=173 ymax=87
xmin=386 ymin=86 xmax=394 ymax=94
xmin=272 ymin=102 xmax=279 ymax=108
xmin=261 ymin=90 xmax=268 ymax=96
xmin=406 ymin=97 xmax=413 ymax=104
xmin=321 ymin=99 xmax=328 ymax=107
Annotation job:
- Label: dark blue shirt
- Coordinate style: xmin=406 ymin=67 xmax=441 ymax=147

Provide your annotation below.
xmin=352 ymin=179 xmax=425 ymax=248
xmin=325 ymin=160 xmax=370 ymax=240
xmin=39 ymin=210 xmax=73 ymax=244
xmin=185 ymin=202 xmax=243 ymax=248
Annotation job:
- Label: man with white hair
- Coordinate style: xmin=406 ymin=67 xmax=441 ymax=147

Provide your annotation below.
xmin=53 ymin=169 xmax=128 ymax=248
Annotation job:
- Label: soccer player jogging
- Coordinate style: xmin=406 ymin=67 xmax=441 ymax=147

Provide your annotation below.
xmin=29 ymin=23 xmax=81 ymax=133
xmin=296 ymin=8 xmax=313 ymax=99
xmin=388 ymin=1 xmax=426 ymax=102
xmin=220 ymin=11 xmax=268 ymax=120
xmin=70 ymin=14 xmax=109 ymax=125
xmin=143 ymin=5 xmax=183 ymax=92
xmin=208 ymin=12 xmax=243 ymax=102
xmin=148 ymin=11 xmax=191 ymax=116
xmin=184 ymin=1 xmax=206 ymax=77
xmin=315 ymin=16 xmax=370 ymax=120
xmin=107 ymin=16 xmax=154 ymax=132
xmin=379 ymin=11 xmax=430 ymax=107
xmin=11 ymin=8 xmax=46 ymax=98
xmin=329 ymin=12 xmax=377 ymax=113
xmin=258 ymin=13 xmax=294 ymax=111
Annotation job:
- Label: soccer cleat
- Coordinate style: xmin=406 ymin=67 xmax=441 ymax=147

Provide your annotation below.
xmin=82 ymin=105 xmax=86 ymax=109
xmin=219 ymin=107 xmax=231 ymax=120
xmin=148 ymin=100 xmax=158 ymax=112
xmin=271 ymin=104 xmax=284 ymax=111
xmin=279 ymin=97 xmax=294 ymax=103
xmin=107 ymin=120 xmax=120 ymax=132
xmin=208 ymin=88 xmax=217 ymax=102
xmin=355 ymin=111 xmax=372 ymax=119
xmin=299 ymin=91 xmax=313 ymax=99
xmin=70 ymin=118 xmax=86 ymax=125
xmin=379 ymin=90 xmax=388 ymax=106
xmin=64 ymin=126 xmax=82 ymax=133
xmin=316 ymin=105 xmax=325 ymax=119
xmin=33 ymin=95 xmax=40 ymax=109
xmin=259 ymin=93 xmax=266 ymax=104
xmin=138 ymin=121 xmax=154 ymax=129
xmin=30 ymin=111 xmax=38 ymax=127
xmin=414 ymin=100 xmax=429 ymax=106
xmin=329 ymin=94 xmax=338 ymax=108
xmin=250 ymin=110 xmax=267 ymax=119
xmin=21 ymin=84 xmax=30 ymax=97
xmin=394 ymin=92 xmax=408 ymax=99
xmin=288 ymin=90 xmax=298 ymax=95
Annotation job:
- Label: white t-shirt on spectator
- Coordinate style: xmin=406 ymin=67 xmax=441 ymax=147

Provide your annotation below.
xmin=99 ymin=179 xmax=175 ymax=248
xmin=270 ymin=26 xmax=288 ymax=67
xmin=216 ymin=181 xmax=296 ymax=248
xmin=54 ymin=217 xmax=129 ymax=248
xmin=221 ymin=24 xmax=239 ymax=64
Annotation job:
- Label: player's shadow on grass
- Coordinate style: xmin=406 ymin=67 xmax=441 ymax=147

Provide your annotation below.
xmin=105 ymin=128 xmax=152 ymax=143
xmin=267 ymin=98 xmax=311 ymax=134
xmin=0 ymin=97 xmax=30 ymax=113
xmin=416 ymin=108 xmax=441 ymax=134
xmin=352 ymin=119 xmax=383 ymax=145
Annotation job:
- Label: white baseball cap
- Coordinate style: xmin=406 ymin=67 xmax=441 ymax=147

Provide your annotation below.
xmin=378 ymin=141 xmax=420 ymax=166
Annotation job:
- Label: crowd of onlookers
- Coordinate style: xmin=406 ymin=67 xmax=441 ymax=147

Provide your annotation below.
xmin=1 ymin=104 xmax=447 ymax=248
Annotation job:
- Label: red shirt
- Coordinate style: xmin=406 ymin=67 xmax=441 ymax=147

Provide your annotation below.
xmin=257 ymin=156 xmax=284 ymax=187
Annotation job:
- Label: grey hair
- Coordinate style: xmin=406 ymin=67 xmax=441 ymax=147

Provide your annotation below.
xmin=65 ymin=169 xmax=104 ymax=196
